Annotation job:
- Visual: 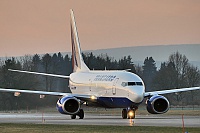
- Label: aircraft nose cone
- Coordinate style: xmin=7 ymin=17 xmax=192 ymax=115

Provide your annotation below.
xmin=134 ymin=93 xmax=144 ymax=103
xmin=129 ymin=87 xmax=144 ymax=103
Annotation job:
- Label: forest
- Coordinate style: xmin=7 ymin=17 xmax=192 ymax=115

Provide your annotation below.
xmin=0 ymin=51 xmax=200 ymax=111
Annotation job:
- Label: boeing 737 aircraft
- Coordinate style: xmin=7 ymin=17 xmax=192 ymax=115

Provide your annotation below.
xmin=0 ymin=9 xmax=199 ymax=119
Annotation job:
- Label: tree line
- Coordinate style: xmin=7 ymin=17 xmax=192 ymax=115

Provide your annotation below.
xmin=0 ymin=51 xmax=199 ymax=110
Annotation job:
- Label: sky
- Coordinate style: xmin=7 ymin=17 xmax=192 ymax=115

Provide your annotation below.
xmin=0 ymin=0 xmax=200 ymax=57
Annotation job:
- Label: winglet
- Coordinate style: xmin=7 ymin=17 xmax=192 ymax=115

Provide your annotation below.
xmin=70 ymin=9 xmax=89 ymax=72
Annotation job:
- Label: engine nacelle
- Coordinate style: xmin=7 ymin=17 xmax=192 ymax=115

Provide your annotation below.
xmin=146 ymin=95 xmax=169 ymax=114
xmin=56 ymin=96 xmax=80 ymax=115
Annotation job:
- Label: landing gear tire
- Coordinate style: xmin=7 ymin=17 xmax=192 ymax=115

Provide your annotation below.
xmin=122 ymin=109 xmax=127 ymax=119
xmin=78 ymin=109 xmax=84 ymax=119
xmin=71 ymin=114 xmax=76 ymax=119
xmin=70 ymin=109 xmax=84 ymax=119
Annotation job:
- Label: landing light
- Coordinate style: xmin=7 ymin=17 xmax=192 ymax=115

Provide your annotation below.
xmin=90 ymin=95 xmax=96 ymax=100
xmin=14 ymin=92 xmax=20 ymax=97
xmin=40 ymin=95 xmax=45 ymax=99
xmin=128 ymin=110 xmax=134 ymax=117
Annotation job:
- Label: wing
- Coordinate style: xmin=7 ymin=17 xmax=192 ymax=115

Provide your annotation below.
xmin=8 ymin=69 xmax=70 ymax=78
xmin=0 ymin=88 xmax=69 ymax=96
xmin=0 ymin=88 xmax=96 ymax=101
xmin=3 ymin=69 xmax=96 ymax=102
xmin=145 ymin=86 xmax=200 ymax=97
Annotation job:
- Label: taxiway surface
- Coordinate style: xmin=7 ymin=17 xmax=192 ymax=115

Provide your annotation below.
xmin=0 ymin=113 xmax=199 ymax=127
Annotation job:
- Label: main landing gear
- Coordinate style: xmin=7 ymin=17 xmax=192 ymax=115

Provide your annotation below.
xmin=122 ymin=108 xmax=136 ymax=119
xmin=71 ymin=109 xmax=84 ymax=119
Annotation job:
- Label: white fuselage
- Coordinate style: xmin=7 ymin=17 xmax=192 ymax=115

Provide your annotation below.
xmin=69 ymin=70 xmax=145 ymax=104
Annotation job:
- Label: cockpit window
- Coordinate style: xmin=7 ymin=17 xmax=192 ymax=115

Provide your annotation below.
xmin=136 ymin=82 xmax=143 ymax=86
xmin=121 ymin=82 xmax=143 ymax=87
xmin=128 ymin=82 xmax=136 ymax=86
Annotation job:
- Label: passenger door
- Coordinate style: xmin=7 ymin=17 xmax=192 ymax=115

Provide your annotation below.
xmin=112 ymin=78 xmax=119 ymax=95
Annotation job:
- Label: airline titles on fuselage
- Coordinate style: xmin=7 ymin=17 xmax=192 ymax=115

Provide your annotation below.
xmin=94 ymin=75 xmax=116 ymax=82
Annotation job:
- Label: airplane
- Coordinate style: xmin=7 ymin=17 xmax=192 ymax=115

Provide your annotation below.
xmin=0 ymin=9 xmax=200 ymax=119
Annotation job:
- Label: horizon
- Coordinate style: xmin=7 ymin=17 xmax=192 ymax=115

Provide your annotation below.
xmin=1 ymin=44 xmax=200 ymax=69
xmin=0 ymin=43 xmax=199 ymax=58
xmin=1 ymin=43 xmax=199 ymax=60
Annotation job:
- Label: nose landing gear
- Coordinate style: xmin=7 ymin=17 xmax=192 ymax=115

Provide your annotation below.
xmin=122 ymin=108 xmax=136 ymax=119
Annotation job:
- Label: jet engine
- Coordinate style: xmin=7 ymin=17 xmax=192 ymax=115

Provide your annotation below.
xmin=56 ymin=96 xmax=80 ymax=115
xmin=146 ymin=95 xmax=169 ymax=114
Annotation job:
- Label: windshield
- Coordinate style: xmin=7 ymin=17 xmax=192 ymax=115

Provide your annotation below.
xmin=121 ymin=82 xmax=143 ymax=87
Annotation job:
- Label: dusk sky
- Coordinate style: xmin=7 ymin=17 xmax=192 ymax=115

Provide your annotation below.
xmin=0 ymin=0 xmax=200 ymax=57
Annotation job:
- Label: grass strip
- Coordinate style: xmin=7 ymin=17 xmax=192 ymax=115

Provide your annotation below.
xmin=0 ymin=123 xmax=200 ymax=133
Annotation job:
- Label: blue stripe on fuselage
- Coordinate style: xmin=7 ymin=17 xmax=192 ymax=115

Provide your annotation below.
xmin=97 ymin=97 xmax=140 ymax=108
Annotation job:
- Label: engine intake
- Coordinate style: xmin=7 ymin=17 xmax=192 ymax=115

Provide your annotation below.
xmin=56 ymin=96 xmax=80 ymax=115
xmin=146 ymin=95 xmax=169 ymax=114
